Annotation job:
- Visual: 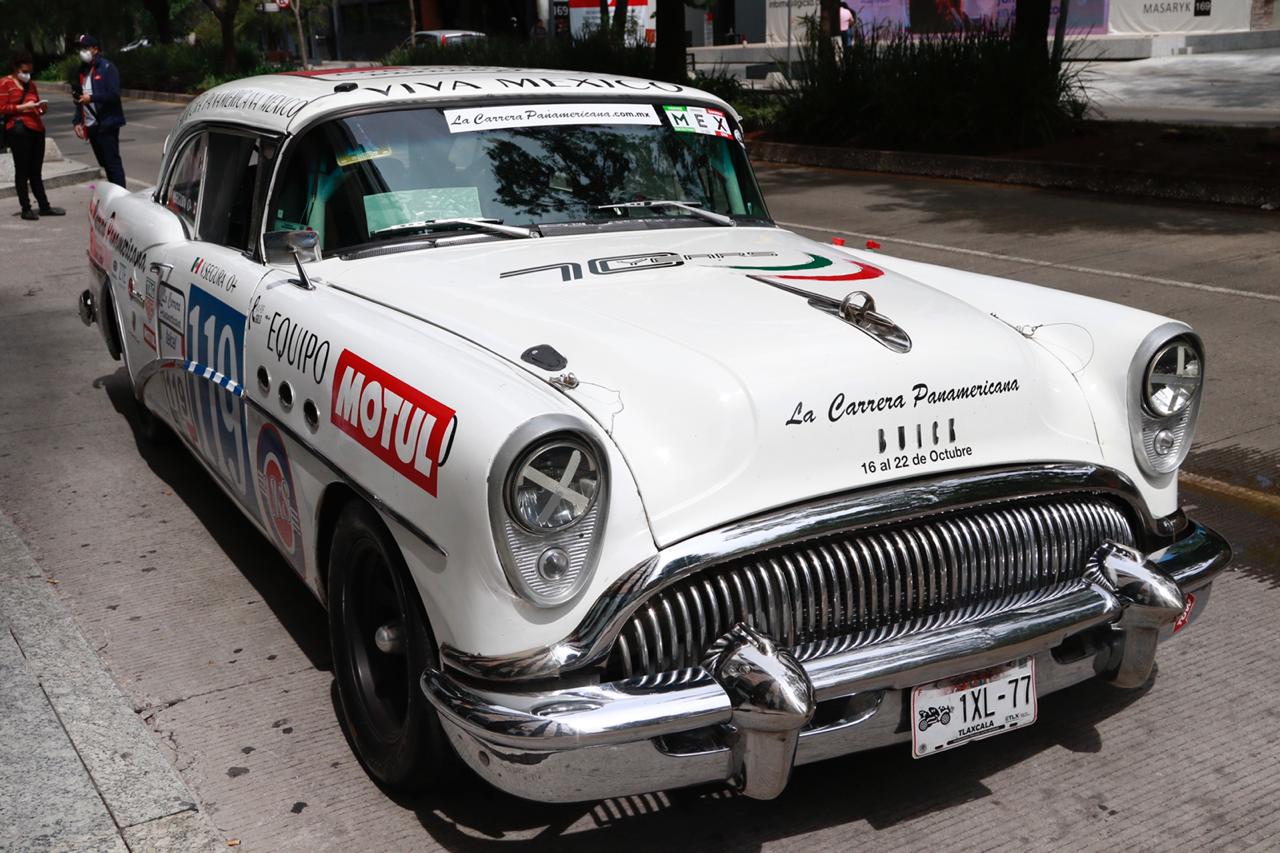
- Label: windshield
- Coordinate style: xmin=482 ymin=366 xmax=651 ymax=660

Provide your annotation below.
xmin=266 ymin=102 xmax=770 ymax=254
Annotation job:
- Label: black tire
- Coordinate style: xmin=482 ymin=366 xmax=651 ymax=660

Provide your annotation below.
xmin=327 ymin=500 xmax=459 ymax=792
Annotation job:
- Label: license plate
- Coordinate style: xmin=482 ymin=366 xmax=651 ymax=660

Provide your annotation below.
xmin=911 ymin=658 xmax=1037 ymax=758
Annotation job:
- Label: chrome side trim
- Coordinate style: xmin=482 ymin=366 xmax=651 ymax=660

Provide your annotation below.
xmin=442 ymin=463 xmax=1159 ymax=682
xmin=133 ymin=358 xmax=446 ymax=561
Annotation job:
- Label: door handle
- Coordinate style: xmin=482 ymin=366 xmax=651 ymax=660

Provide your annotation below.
xmin=148 ymin=261 xmax=173 ymax=283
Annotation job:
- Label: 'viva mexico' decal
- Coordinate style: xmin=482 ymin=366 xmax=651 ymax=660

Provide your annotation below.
xmin=330 ymin=350 xmax=457 ymax=497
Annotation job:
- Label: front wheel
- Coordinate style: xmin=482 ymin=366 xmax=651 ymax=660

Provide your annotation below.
xmin=327 ymin=500 xmax=460 ymax=792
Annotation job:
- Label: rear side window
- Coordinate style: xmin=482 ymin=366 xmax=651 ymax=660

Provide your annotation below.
xmin=163 ymin=135 xmax=206 ymax=228
xmin=198 ymin=131 xmax=262 ymax=251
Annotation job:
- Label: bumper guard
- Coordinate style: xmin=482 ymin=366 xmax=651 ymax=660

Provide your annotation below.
xmin=423 ymin=522 xmax=1229 ymax=802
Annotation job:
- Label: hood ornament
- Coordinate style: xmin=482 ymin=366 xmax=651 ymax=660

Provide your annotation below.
xmin=751 ymin=276 xmax=912 ymax=353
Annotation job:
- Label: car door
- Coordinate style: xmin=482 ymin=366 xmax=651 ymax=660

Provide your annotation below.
xmin=145 ymin=127 xmax=276 ymax=522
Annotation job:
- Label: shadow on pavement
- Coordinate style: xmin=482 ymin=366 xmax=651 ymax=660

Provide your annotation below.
xmin=96 ymin=366 xmax=331 ymax=671
xmin=756 ymin=163 xmax=1280 ymax=238
xmin=400 ymin=667 xmax=1152 ymax=851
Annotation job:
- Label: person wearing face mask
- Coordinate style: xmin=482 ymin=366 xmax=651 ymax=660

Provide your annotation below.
xmin=71 ymin=34 xmax=126 ymax=188
xmin=1 ymin=51 xmax=64 ymax=220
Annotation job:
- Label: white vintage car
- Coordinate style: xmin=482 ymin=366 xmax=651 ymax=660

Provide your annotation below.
xmin=80 ymin=67 xmax=1230 ymax=802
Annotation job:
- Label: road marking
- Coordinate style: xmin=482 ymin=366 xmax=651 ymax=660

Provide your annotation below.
xmin=1181 ymin=471 xmax=1280 ymax=517
xmin=775 ymin=219 xmax=1280 ymax=305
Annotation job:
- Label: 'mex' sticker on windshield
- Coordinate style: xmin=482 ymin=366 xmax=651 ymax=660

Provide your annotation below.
xmin=664 ymin=105 xmax=733 ymax=139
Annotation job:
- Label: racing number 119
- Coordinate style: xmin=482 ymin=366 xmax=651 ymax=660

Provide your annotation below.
xmin=187 ymin=301 xmax=245 ymax=493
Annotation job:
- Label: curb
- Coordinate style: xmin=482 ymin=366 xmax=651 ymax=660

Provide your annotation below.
xmin=1180 ymin=471 xmax=1280 ymax=518
xmin=43 ymin=80 xmax=195 ymax=105
xmin=0 ymin=164 xmax=101 ymax=200
xmin=749 ymin=141 xmax=1280 ymax=210
xmin=0 ymin=510 xmax=226 ymax=851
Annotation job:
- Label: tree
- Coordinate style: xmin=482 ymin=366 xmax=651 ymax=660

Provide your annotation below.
xmin=139 ymin=0 xmax=175 ymax=42
xmin=654 ymin=0 xmax=685 ymax=82
xmin=610 ymin=0 xmax=630 ymax=42
xmin=1014 ymin=0 xmax=1051 ymax=62
xmin=201 ymin=0 xmax=242 ymax=71
xmin=819 ymin=0 xmax=840 ymax=38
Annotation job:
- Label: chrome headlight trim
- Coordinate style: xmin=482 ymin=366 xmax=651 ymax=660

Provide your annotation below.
xmin=488 ymin=415 xmax=610 ymax=608
xmin=1128 ymin=323 xmax=1204 ymax=479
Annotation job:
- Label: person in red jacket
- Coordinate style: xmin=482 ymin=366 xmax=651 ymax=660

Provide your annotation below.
xmin=1 ymin=51 xmax=64 ymax=220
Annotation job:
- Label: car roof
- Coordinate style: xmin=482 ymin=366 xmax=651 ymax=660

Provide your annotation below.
xmin=172 ymin=66 xmax=736 ymax=137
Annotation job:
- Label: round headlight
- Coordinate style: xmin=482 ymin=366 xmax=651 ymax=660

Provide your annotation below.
xmin=1144 ymin=339 xmax=1202 ymax=417
xmin=508 ymin=439 xmax=600 ymax=533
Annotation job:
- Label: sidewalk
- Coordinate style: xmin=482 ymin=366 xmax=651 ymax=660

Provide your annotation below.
xmin=0 ymin=511 xmax=224 ymax=852
xmin=0 ymin=138 xmax=100 ymax=201
xmin=1078 ymin=48 xmax=1280 ymax=125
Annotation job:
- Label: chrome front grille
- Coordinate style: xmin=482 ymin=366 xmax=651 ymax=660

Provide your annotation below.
xmin=605 ymin=496 xmax=1135 ymax=679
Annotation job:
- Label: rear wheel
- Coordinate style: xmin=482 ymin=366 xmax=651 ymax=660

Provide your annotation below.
xmin=327 ymin=500 xmax=460 ymax=791
xmin=107 ymin=287 xmax=168 ymax=445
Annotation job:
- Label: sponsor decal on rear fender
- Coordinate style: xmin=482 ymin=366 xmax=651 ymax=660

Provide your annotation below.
xmin=330 ymin=350 xmax=457 ymax=497
xmin=255 ymin=422 xmax=305 ymax=574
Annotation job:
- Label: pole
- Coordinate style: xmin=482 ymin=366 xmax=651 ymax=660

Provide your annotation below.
xmin=786 ymin=0 xmax=793 ymax=79
xmin=291 ymin=0 xmax=309 ymax=68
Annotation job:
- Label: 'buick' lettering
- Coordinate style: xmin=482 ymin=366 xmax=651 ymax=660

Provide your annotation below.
xmin=330 ymin=350 xmax=457 ymax=497
xmin=266 ymin=312 xmax=331 ymax=384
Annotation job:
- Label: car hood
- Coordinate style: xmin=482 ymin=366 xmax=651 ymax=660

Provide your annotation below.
xmin=322 ymin=227 xmax=1104 ymax=546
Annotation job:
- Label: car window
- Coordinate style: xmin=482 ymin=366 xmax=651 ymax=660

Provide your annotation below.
xmin=266 ymin=104 xmax=770 ymax=255
xmin=199 ymin=131 xmax=262 ymax=252
xmin=163 ymin=134 xmax=206 ymax=228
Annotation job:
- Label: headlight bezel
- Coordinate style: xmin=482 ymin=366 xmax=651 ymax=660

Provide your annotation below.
xmin=488 ymin=415 xmax=610 ymax=608
xmin=1128 ymin=324 xmax=1204 ymax=479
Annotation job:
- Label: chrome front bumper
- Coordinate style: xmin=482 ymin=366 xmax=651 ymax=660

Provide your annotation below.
xmin=423 ymin=522 xmax=1229 ymax=803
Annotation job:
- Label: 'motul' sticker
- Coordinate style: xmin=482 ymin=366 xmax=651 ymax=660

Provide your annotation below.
xmin=663 ymin=105 xmax=733 ymax=139
xmin=444 ymin=103 xmax=660 ymax=133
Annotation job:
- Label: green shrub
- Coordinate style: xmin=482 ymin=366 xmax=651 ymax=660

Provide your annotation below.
xmin=40 ymin=43 xmax=270 ymax=93
xmin=38 ymin=55 xmax=80 ymax=84
xmin=777 ymin=26 xmax=1088 ymax=153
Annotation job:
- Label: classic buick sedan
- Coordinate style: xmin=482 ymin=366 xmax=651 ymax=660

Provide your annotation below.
xmin=80 ymin=67 xmax=1230 ymax=801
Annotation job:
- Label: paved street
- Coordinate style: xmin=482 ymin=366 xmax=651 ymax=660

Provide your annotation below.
xmin=2 ymin=98 xmax=1278 ymax=850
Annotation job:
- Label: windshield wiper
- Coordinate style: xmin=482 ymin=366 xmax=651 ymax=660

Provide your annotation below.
xmin=369 ymin=217 xmax=539 ymax=239
xmin=593 ymin=200 xmax=736 ymax=227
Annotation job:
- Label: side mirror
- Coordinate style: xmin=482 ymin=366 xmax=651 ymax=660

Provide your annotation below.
xmin=264 ymin=230 xmax=321 ymax=290
xmin=264 ymin=229 xmax=321 ymax=265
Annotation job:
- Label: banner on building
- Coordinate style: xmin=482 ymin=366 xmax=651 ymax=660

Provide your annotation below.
xmin=1049 ymin=0 xmax=1111 ymax=34
xmin=568 ymin=0 xmax=655 ymax=44
xmin=766 ymin=0 xmax=820 ymax=43
xmin=849 ymin=0 xmax=911 ymax=32
xmin=1108 ymin=0 xmax=1249 ymax=33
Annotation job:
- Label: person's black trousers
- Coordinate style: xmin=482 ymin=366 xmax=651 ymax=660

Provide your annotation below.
xmin=87 ymin=125 xmax=126 ymax=188
xmin=8 ymin=124 xmax=50 ymax=212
